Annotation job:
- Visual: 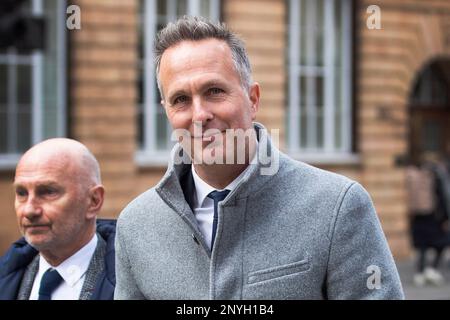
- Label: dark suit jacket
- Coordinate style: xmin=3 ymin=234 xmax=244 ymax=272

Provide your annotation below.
xmin=0 ymin=219 xmax=116 ymax=300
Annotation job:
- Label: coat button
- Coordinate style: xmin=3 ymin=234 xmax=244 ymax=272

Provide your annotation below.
xmin=192 ymin=234 xmax=200 ymax=245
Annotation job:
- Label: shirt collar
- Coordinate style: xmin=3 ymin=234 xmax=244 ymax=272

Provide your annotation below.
xmin=191 ymin=142 xmax=258 ymax=207
xmin=38 ymin=234 xmax=98 ymax=287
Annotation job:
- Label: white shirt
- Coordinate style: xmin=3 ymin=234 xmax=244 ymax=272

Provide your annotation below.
xmin=192 ymin=147 xmax=257 ymax=249
xmin=29 ymin=234 xmax=98 ymax=300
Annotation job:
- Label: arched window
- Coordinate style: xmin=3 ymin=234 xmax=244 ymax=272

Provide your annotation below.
xmin=410 ymin=59 xmax=450 ymax=108
xmin=409 ymin=59 xmax=450 ymax=159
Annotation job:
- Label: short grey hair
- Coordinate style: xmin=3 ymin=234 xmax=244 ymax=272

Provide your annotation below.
xmin=154 ymin=16 xmax=253 ymax=98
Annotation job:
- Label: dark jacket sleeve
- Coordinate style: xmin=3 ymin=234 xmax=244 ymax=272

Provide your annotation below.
xmin=0 ymin=239 xmax=38 ymax=300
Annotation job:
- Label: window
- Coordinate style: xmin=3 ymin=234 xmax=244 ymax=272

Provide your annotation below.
xmin=0 ymin=0 xmax=66 ymax=168
xmin=410 ymin=60 xmax=450 ymax=108
xmin=287 ymin=0 xmax=353 ymax=159
xmin=137 ymin=0 xmax=221 ymax=165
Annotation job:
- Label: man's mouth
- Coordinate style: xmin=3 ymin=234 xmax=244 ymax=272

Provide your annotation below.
xmin=192 ymin=131 xmax=225 ymax=141
xmin=24 ymin=224 xmax=50 ymax=230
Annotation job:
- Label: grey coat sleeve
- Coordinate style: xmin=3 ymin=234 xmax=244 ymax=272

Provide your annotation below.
xmin=326 ymin=182 xmax=405 ymax=299
xmin=114 ymin=215 xmax=146 ymax=300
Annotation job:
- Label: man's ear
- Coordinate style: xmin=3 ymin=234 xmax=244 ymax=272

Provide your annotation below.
xmin=248 ymin=82 xmax=260 ymax=119
xmin=86 ymin=185 xmax=105 ymax=219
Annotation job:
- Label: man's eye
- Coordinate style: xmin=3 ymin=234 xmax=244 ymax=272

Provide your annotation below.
xmin=15 ymin=189 xmax=27 ymax=197
xmin=207 ymin=88 xmax=224 ymax=95
xmin=173 ymin=95 xmax=189 ymax=105
xmin=38 ymin=187 xmax=58 ymax=197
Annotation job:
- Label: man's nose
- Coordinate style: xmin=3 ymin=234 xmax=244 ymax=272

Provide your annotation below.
xmin=21 ymin=196 xmax=43 ymax=219
xmin=191 ymin=97 xmax=213 ymax=125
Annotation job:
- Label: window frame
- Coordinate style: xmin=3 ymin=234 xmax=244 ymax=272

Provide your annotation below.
xmin=0 ymin=0 xmax=67 ymax=169
xmin=136 ymin=0 xmax=221 ymax=167
xmin=287 ymin=0 xmax=355 ymax=163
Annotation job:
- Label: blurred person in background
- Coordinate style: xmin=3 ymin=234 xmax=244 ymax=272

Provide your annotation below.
xmin=434 ymin=141 xmax=450 ymax=268
xmin=406 ymin=152 xmax=449 ymax=287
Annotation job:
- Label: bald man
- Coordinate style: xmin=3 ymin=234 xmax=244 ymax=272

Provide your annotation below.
xmin=0 ymin=138 xmax=116 ymax=300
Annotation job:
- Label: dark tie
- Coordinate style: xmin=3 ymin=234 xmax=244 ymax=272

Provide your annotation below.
xmin=38 ymin=268 xmax=63 ymax=300
xmin=207 ymin=189 xmax=230 ymax=249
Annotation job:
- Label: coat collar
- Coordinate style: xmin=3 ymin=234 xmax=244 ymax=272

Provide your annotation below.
xmin=155 ymin=122 xmax=282 ymax=223
xmin=0 ymin=238 xmax=38 ymax=277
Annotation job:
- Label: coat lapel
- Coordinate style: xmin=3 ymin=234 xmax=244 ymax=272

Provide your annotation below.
xmin=17 ymin=254 xmax=39 ymax=300
xmin=78 ymin=235 xmax=106 ymax=300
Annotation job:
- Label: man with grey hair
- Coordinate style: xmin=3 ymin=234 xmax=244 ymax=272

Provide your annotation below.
xmin=0 ymin=138 xmax=116 ymax=300
xmin=115 ymin=16 xmax=404 ymax=299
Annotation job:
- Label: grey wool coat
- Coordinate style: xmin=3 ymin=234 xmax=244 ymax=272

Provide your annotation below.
xmin=115 ymin=123 xmax=404 ymax=300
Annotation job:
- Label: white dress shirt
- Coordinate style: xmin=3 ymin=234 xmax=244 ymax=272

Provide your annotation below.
xmin=192 ymin=147 xmax=257 ymax=249
xmin=29 ymin=234 xmax=98 ymax=300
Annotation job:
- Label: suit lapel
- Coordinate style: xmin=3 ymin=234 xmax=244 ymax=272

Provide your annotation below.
xmin=17 ymin=254 xmax=39 ymax=300
xmin=78 ymin=235 xmax=106 ymax=300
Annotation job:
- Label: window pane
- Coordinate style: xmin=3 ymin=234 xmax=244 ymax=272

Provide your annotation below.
xmin=305 ymin=74 xmax=316 ymax=148
xmin=0 ymin=110 xmax=6 ymax=153
xmin=156 ymin=110 xmax=168 ymax=150
xmin=17 ymin=65 xmax=31 ymax=105
xmin=317 ymin=109 xmax=323 ymax=149
xmin=334 ymin=70 xmax=342 ymax=149
xmin=138 ymin=15 xmax=144 ymax=62
xmin=316 ymin=76 xmax=323 ymax=148
xmin=155 ymin=82 xmax=166 ymax=150
xmin=300 ymin=0 xmax=307 ymax=65
xmin=316 ymin=0 xmax=323 ymax=66
xmin=158 ymin=0 xmax=167 ymax=16
xmin=22 ymin=0 xmax=32 ymax=11
xmin=17 ymin=103 xmax=31 ymax=152
xmin=334 ymin=0 xmax=342 ymax=67
xmin=423 ymin=120 xmax=441 ymax=152
xmin=316 ymin=75 xmax=323 ymax=107
xmin=201 ymin=0 xmax=211 ymax=17
xmin=300 ymin=75 xmax=307 ymax=106
xmin=0 ymin=64 xmax=6 ymax=104
xmin=300 ymin=76 xmax=307 ymax=148
xmin=136 ymin=68 xmax=145 ymax=149
xmin=138 ymin=71 xmax=144 ymax=105
xmin=300 ymin=109 xmax=307 ymax=148
xmin=177 ymin=0 xmax=187 ymax=18
xmin=137 ymin=104 xmax=144 ymax=149
xmin=305 ymin=0 xmax=318 ymax=66
xmin=137 ymin=1 xmax=145 ymax=148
